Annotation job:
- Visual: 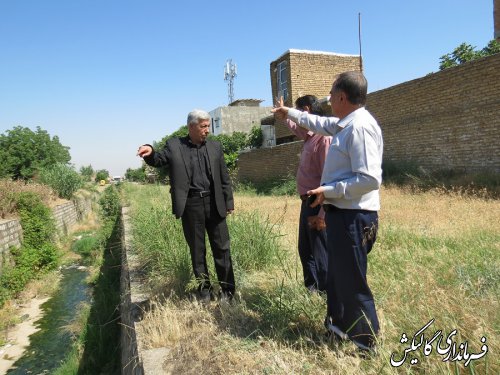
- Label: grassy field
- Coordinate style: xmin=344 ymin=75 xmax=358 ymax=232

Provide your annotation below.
xmin=123 ymin=183 xmax=499 ymax=374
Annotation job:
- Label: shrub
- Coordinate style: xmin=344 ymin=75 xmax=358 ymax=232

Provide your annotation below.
xmin=0 ymin=191 xmax=59 ymax=306
xmin=39 ymin=163 xmax=83 ymax=199
xmin=0 ymin=179 xmax=56 ymax=219
xmin=71 ymin=235 xmax=100 ymax=257
xmin=98 ymin=185 xmax=121 ymax=219
xmin=16 ymin=192 xmax=56 ymax=247
xmin=247 ymin=125 xmax=263 ymax=149
xmin=94 ymin=169 xmax=110 ymax=183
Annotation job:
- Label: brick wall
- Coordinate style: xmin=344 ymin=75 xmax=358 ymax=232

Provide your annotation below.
xmin=367 ymin=53 xmax=500 ymax=172
xmin=236 ymin=141 xmax=303 ymax=183
xmin=238 ymin=53 xmax=500 ymax=183
xmin=0 ymin=193 xmax=95 ymax=275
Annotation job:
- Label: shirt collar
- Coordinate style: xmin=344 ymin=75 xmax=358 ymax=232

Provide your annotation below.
xmin=337 ymin=107 xmax=366 ymax=128
xmin=187 ymin=136 xmax=206 ymax=147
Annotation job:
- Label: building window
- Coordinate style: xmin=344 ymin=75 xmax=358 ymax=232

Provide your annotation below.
xmin=277 ymin=61 xmax=288 ymax=101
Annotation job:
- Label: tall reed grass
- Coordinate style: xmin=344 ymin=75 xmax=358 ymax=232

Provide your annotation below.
xmin=124 ymin=183 xmax=499 ymax=374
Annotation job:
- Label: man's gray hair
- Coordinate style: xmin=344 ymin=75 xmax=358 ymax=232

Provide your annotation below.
xmin=187 ymin=109 xmax=211 ymax=126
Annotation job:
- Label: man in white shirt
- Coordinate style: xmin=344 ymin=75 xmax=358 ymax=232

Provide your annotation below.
xmin=273 ymin=71 xmax=383 ymax=353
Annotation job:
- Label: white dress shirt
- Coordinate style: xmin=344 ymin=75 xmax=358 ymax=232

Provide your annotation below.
xmin=288 ymin=107 xmax=383 ymax=211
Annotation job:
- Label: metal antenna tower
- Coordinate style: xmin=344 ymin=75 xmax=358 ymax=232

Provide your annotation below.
xmin=224 ymin=59 xmax=237 ymax=104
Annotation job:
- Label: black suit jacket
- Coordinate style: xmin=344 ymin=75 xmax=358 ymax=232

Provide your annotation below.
xmin=143 ymin=136 xmax=234 ymax=219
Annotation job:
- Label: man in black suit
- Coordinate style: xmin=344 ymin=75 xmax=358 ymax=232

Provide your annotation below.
xmin=137 ymin=109 xmax=235 ymax=301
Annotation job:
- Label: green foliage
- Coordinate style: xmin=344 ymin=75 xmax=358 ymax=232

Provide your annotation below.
xmin=439 ymin=39 xmax=500 ymax=70
xmin=98 ymin=185 xmax=121 ymax=219
xmin=214 ymin=132 xmax=248 ymax=154
xmin=0 ymin=192 xmax=58 ymax=306
xmin=125 ymin=166 xmax=146 ymax=182
xmin=228 ymin=212 xmax=285 ymax=272
xmin=56 ymin=209 xmax=122 ymax=373
xmin=16 ymin=192 xmax=56 ymax=247
xmin=39 ymin=163 xmax=83 ymax=199
xmin=79 ymin=165 xmax=94 ymax=182
xmin=235 ymin=175 xmax=297 ymax=196
xmin=0 ymin=126 xmax=71 ymax=180
xmin=123 ymin=184 xmax=286 ymax=296
xmin=94 ymin=169 xmax=110 ymax=183
xmin=248 ymin=125 xmax=263 ymax=149
xmin=71 ymin=235 xmax=100 ymax=257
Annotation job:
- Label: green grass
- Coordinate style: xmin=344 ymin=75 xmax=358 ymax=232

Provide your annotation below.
xmin=235 ymin=175 xmax=297 ymax=196
xmin=121 ymin=183 xmax=499 ymax=374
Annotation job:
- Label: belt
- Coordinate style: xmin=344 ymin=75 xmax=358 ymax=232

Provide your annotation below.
xmin=188 ymin=190 xmax=211 ymax=198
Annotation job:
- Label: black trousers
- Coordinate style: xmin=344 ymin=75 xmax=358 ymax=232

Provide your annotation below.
xmin=325 ymin=206 xmax=380 ymax=348
xmin=298 ymin=199 xmax=328 ymax=292
xmin=181 ymin=194 xmax=235 ymax=294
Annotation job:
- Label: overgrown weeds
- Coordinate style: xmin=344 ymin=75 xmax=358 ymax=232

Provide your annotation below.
xmin=53 ymin=184 xmax=122 ymax=374
xmin=0 ymin=178 xmax=57 ymax=219
xmin=0 ymin=192 xmax=59 ymax=306
xmin=235 ymin=175 xmax=297 ymax=196
xmin=382 ymin=160 xmax=500 ymax=199
xmin=124 ymin=183 xmax=499 ymax=374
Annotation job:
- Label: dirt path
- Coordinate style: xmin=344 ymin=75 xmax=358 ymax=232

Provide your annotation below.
xmin=0 ymin=296 xmax=49 ymax=374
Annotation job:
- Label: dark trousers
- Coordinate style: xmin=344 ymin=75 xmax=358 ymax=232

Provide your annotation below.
xmin=325 ymin=207 xmax=380 ymax=347
xmin=298 ymin=200 xmax=328 ymax=292
xmin=181 ymin=195 xmax=235 ymax=295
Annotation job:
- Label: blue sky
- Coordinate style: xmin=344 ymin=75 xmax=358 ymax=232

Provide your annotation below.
xmin=0 ymin=1 xmax=495 ymax=176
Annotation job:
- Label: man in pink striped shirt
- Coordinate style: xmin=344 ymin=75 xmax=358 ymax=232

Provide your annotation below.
xmin=284 ymin=95 xmax=331 ymax=292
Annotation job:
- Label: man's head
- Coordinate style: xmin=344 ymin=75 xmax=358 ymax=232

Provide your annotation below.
xmin=187 ymin=109 xmax=211 ymax=145
xmin=295 ymin=95 xmax=324 ymax=116
xmin=329 ymin=71 xmax=367 ymax=118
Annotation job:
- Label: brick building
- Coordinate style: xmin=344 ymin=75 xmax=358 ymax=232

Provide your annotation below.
xmin=237 ymin=53 xmax=500 ymax=184
xmin=268 ymin=49 xmax=361 ymax=144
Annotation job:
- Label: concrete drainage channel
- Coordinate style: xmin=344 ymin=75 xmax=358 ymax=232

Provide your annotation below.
xmin=120 ymin=207 xmax=169 ymax=375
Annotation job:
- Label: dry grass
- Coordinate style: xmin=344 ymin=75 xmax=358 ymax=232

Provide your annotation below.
xmin=379 ymin=186 xmax=500 ymax=238
xmin=0 ymin=178 xmax=60 ymax=219
xmin=133 ymin=185 xmax=499 ymax=374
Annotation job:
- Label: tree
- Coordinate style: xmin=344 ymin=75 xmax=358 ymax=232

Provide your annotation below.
xmin=95 ymin=169 xmax=110 ymax=183
xmin=212 ymin=132 xmax=249 ymax=170
xmin=247 ymin=125 xmax=263 ymax=149
xmin=0 ymin=126 xmax=71 ymax=180
xmin=79 ymin=165 xmax=94 ymax=181
xmin=39 ymin=163 xmax=83 ymax=199
xmin=439 ymin=40 xmax=500 ymax=70
xmin=125 ymin=166 xmax=146 ymax=182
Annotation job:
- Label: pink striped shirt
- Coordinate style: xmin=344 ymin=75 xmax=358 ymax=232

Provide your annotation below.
xmin=286 ymin=119 xmax=332 ymax=195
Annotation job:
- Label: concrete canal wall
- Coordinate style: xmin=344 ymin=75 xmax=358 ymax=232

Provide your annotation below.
xmin=120 ymin=207 xmax=169 ymax=375
xmin=0 ymin=192 xmax=95 ymax=275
